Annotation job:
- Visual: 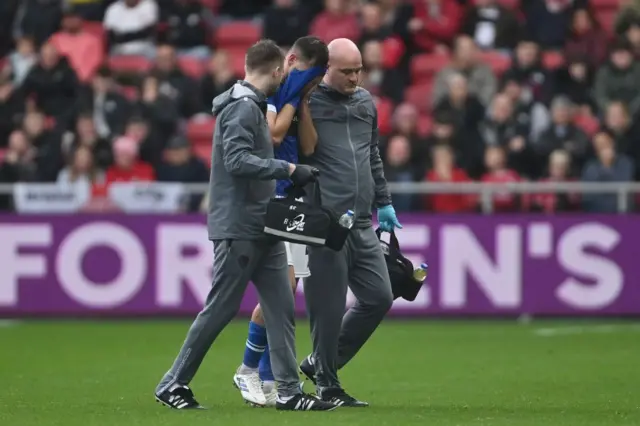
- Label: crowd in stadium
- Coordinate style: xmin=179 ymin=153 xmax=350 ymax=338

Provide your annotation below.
xmin=0 ymin=0 xmax=639 ymax=213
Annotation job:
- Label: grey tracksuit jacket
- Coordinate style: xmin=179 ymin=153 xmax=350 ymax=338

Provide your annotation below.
xmin=207 ymin=81 xmax=291 ymax=240
xmin=306 ymin=84 xmax=392 ymax=227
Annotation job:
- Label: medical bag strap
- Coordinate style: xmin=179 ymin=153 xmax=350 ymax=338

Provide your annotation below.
xmin=375 ymin=228 xmax=400 ymax=250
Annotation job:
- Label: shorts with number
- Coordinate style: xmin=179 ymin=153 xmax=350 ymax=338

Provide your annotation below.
xmin=285 ymin=241 xmax=310 ymax=278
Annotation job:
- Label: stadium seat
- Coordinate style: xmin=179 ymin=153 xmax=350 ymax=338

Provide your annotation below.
xmin=193 ymin=144 xmax=213 ymax=167
xmin=119 ymin=85 xmax=139 ymax=101
xmin=590 ymin=0 xmax=618 ymax=9
xmin=375 ymin=97 xmax=393 ymax=136
xmin=477 ymin=50 xmax=511 ymax=76
xmin=214 ymin=21 xmax=262 ymax=49
xmin=381 ymin=36 xmax=405 ymax=69
xmin=108 ymin=55 xmax=152 ymax=74
xmin=0 ymin=148 xmax=6 ymax=163
xmin=227 ymin=48 xmax=248 ymax=77
xmin=417 ymin=114 xmax=433 ymax=137
xmin=200 ymin=0 xmax=220 ymax=12
xmin=178 ymin=57 xmax=206 ymax=79
xmin=404 ymin=83 xmax=434 ymax=114
xmin=410 ymin=53 xmax=450 ymax=84
xmin=542 ymin=51 xmax=565 ymax=70
xmin=596 ymin=9 xmax=617 ymax=34
xmin=187 ymin=116 xmax=216 ymax=145
xmin=574 ymin=113 xmax=600 ymax=136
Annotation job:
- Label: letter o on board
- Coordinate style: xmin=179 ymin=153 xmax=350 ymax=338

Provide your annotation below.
xmin=56 ymin=223 xmax=147 ymax=308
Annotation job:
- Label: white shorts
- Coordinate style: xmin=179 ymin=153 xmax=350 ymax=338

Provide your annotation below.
xmin=285 ymin=241 xmax=310 ymax=278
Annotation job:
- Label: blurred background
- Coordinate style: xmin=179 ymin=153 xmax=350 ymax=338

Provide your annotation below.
xmin=0 ymin=0 xmax=639 ymax=318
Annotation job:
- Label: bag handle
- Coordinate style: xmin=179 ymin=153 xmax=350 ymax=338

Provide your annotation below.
xmin=375 ymin=227 xmax=400 ymax=249
xmin=286 ymin=181 xmax=322 ymax=206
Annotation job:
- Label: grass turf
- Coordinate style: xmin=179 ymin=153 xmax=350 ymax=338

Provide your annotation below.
xmin=1 ymin=319 xmax=638 ymax=426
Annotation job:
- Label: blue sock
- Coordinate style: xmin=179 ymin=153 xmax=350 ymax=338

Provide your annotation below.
xmin=242 ymin=321 xmax=267 ymax=369
xmin=259 ymin=343 xmax=274 ymax=381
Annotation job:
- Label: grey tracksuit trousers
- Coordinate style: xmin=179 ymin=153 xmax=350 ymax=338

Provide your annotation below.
xmin=304 ymin=226 xmax=394 ymax=390
xmin=156 ymin=238 xmax=301 ymax=397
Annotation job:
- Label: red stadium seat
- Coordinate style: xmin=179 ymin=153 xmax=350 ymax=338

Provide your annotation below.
xmin=215 ymin=22 xmax=262 ymax=49
xmin=119 ymin=85 xmax=139 ymax=101
xmin=187 ymin=117 xmax=216 ymax=145
xmin=574 ymin=113 xmax=600 ymax=136
xmin=381 ymin=37 xmax=405 ymax=69
xmin=410 ymin=53 xmax=450 ymax=84
xmin=200 ymin=0 xmax=220 ymax=12
xmin=179 ymin=57 xmax=206 ymax=79
xmin=108 ymin=55 xmax=152 ymax=74
xmin=596 ymin=9 xmax=617 ymax=34
xmin=477 ymin=50 xmax=511 ymax=76
xmin=404 ymin=83 xmax=434 ymax=114
xmin=590 ymin=0 xmax=618 ymax=9
xmin=227 ymin=48 xmax=248 ymax=77
xmin=542 ymin=51 xmax=565 ymax=70
xmin=417 ymin=114 xmax=433 ymax=137
xmin=0 ymin=148 xmax=6 ymax=164
xmin=375 ymin=97 xmax=393 ymax=136
xmin=193 ymin=144 xmax=213 ymax=167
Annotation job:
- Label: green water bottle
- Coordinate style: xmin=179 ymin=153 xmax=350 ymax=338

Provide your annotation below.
xmin=413 ymin=263 xmax=428 ymax=282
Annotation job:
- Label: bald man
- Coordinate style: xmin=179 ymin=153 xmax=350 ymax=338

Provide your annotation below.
xmin=297 ymin=39 xmax=402 ymax=407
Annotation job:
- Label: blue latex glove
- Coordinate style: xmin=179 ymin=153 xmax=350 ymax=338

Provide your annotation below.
xmin=377 ymin=205 xmax=402 ymax=232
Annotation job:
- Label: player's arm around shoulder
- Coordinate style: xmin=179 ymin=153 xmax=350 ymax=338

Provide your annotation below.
xmin=220 ymin=99 xmax=291 ymax=181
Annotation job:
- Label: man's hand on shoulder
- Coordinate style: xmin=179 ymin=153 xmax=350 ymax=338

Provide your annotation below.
xmin=289 ymin=164 xmax=319 ymax=186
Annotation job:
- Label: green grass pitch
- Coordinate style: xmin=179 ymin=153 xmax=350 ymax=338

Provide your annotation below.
xmin=1 ymin=319 xmax=638 ymax=426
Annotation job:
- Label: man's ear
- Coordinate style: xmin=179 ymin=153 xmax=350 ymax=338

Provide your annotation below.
xmin=286 ymin=53 xmax=297 ymax=66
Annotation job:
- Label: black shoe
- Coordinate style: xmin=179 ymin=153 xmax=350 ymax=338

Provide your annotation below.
xmin=320 ymin=388 xmax=369 ymax=407
xmin=155 ymin=385 xmax=205 ymax=409
xmin=276 ymin=393 xmax=339 ymax=411
xmin=299 ymin=355 xmax=317 ymax=385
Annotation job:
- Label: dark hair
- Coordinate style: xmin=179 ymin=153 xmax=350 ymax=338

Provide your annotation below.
xmin=292 ymin=36 xmax=329 ymax=68
xmin=245 ymin=39 xmax=285 ymax=74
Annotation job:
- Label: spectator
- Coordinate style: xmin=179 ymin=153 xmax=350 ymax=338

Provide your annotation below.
xmin=386 ymin=103 xmax=430 ymax=178
xmin=0 ymin=0 xmax=19 ymax=58
xmin=217 ymin=0 xmax=270 ymax=19
xmin=501 ymin=76 xmax=551 ymax=145
xmin=22 ymin=111 xmax=64 ymax=181
xmin=150 ymin=44 xmax=200 ymax=118
xmin=432 ymin=35 xmax=496 ymax=108
xmin=564 ymin=8 xmax=608 ymax=67
xmin=502 ymin=38 xmax=555 ymax=106
xmin=481 ymin=145 xmax=522 ymax=212
xmin=0 ymin=130 xmax=39 ymax=184
xmin=594 ymin=38 xmax=640 ymax=117
xmin=581 ymin=131 xmax=635 ymax=212
xmin=65 ymin=113 xmax=113 ymax=169
xmin=57 ymin=145 xmax=105 ymax=192
xmin=623 ymin=18 xmax=640 ymax=59
xmin=536 ymin=96 xmax=590 ymax=175
xmin=263 ymin=0 xmax=309 ymax=49
xmin=13 ymin=0 xmax=63 ymax=47
xmin=66 ymin=0 xmax=106 ymax=22
xmin=136 ymin=76 xmax=180 ymax=164
xmin=523 ymin=0 xmax=581 ymax=50
xmin=383 ymin=134 xmax=416 ymax=211
xmin=615 ymin=0 xmax=640 ymax=35
xmin=555 ymin=55 xmax=596 ymax=114
xmin=358 ymin=2 xmax=390 ymax=47
xmin=480 ymin=93 xmax=537 ymax=178
xmin=461 ymin=0 xmax=521 ymax=51
xmin=199 ymin=50 xmax=238 ymax=113
xmin=407 ymin=0 xmax=462 ymax=53
xmin=434 ymin=73 xmax=485 ymax=146
xmin=425 ymin=110 xmax=469 ymax=173
xmin=602 ymin=101 xmax=640 ymax=178
xmin=105 ymin=135 xmax=155 ymax=184
xmin=21 ymin=43 xmax=79 ymax=126
xmin=104 ymin=0 xmax=159 ymax=57
xmin=310 ymin=0 xmax=361 ymax=44
xmin=50 ymin=8 xmax=104 ymax=83
xmin=360 ymin=40 xmax=405 ymax=103
xmin=8 ymin=37 xmax=37 ymax=86
xmin=424 ymin=143 xmax=475 ymax=213
xmin=155 ymin=135 xmax=209 ymax=211
xmin=530 ymin=149 xmax=580 ymax=213
xmin=79 ymin=66 xmax=132 ymax=140
xmin=0 ymin=75 xmax=26 ymax=148
xmin=163 ymin=0 xmax=210 ymax=59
